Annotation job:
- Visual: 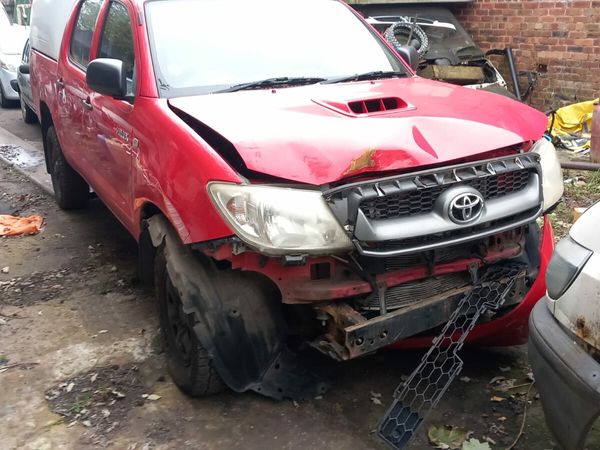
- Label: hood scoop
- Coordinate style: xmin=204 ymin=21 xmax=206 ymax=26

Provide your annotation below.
xmin=315 ymin=96 xmax=411 ymax=117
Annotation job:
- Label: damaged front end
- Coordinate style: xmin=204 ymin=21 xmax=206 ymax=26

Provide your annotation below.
xmin=159 ymin=150 xmax=547 ymax=402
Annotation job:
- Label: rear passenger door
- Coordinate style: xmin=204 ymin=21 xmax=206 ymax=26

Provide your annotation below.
xmin=58 ymin=0 xmax=103 ymax=175
xmin=87 ymin=0 xmax=136 ymax=228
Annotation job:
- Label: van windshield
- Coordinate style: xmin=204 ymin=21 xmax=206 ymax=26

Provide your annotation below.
xmin=145 ymin=0 xmax=407 ymax=97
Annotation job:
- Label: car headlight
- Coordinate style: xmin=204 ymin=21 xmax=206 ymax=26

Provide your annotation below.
xmin=208 ymin=183 xmax=353 ymax=255
xmin=531 ymin=137 xmax=564 ymax=211
xmin=0 ymin=61 xmax=16 ymax=72
xmin=546 ymin=236 xmax=592 ymax=300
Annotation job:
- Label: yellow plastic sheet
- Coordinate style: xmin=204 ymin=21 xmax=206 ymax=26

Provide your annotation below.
xmin=548 ymin=98 xmax=598 ymax=151
xmin=548 ymin=98 xmax=596 ymax=133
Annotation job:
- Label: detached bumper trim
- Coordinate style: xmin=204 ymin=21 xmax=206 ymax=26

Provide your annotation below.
xmin=528 ymin=300 xmax=600 ymax=450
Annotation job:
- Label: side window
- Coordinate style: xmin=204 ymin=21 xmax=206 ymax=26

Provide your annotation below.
xmin=69 ymin=0 xmax=102 ymax=68
xmin=98 ymin=2 xmax=135 ymax=96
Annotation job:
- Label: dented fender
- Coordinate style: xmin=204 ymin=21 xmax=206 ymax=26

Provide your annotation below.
xmin=146 ymin=215 xmax=326 ymax=399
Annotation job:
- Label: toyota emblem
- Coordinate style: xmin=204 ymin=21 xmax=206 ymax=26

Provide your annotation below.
xmin=448 ymin=192 xmax=484 ymax=224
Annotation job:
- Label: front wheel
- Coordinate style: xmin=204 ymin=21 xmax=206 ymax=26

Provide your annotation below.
xmin=46 ymin=126 xmax=90 ymax=210
xmin=154 ymin=244 xmax=226 ymax=397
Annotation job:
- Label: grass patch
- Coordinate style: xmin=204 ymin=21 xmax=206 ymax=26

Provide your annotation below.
xmin=550 ymin=169 xmax=600 ymax=239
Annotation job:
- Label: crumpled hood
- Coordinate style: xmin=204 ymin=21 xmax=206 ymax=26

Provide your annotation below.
xmin=169 ymin=77 xmax=547 ymax=185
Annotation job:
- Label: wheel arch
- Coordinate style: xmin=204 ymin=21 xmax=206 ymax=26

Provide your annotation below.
xmin=137 ymin=202 xmax=167 ymax=286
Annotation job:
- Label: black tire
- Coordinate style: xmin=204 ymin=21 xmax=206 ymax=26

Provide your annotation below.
xmin=0 ymin=85 xmax=9 ymax=108
xmin=20 ymin=97 xmax=37 ymax=124
xmin=154 ymin=244 xmax=226 ymax=397
xmin=46 ymin=126 xmax=90 ymax=210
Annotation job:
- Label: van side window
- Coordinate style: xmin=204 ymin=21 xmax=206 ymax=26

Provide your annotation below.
xmin=98 ymin=2 xmax=135 ymax=96
xmin=69 ymin=0 xmax=102 ymax=68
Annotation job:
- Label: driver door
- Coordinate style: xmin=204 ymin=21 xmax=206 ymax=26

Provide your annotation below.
xmin=86 ymin=0 xmax=137 ymax=229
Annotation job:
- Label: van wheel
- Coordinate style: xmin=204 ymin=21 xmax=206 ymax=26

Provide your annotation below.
xmin=20 ymin=98 xmax=37 ymax=124
xmin=47 ymin=126 xmax=89 ymax=210
xmin=154 ymin=244 xmax=226 ymax=397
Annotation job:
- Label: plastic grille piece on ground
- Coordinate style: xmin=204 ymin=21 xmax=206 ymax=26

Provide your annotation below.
xmin=377 ymin=263 xmax=526 ymax=449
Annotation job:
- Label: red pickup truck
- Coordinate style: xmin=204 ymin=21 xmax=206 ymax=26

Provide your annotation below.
xmin=30 ymin=0 xmax=561 ymax=422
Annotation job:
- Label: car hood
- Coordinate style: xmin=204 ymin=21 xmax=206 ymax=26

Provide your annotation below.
xmin=169 ymin=77 xmax=547 ymax=185
xmin=571 ymin=201 xmax=600 ymax=253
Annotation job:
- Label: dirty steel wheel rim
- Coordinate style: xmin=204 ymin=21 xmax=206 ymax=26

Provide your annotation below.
xmin=165 ymin=277 xmax=194 ymax=366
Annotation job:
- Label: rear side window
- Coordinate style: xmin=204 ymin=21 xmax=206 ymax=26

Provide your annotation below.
xmin=70 ymin=0 xmax=102 ymax=68
xmin=98 ymin=1 xmax=135 ymax=94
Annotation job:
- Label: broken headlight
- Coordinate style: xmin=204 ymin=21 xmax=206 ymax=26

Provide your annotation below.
xmin=531 ymin=137 xmax=564 ymax=211
xmin=546 ymin=236 xmax=592 ymax=300
xmin=208 ymin=183 xmax=353 ymax=255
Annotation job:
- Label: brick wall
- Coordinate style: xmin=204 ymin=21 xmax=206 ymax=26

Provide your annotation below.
xmin=453 ymin=0 xmax=600 ymax=111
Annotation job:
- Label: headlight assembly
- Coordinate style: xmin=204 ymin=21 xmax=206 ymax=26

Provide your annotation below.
xmin=546 ymin=236 xmax=592 ymax=300
xmin=0 ymin=60 xmax=16 ymax=72
xmin=208 ymin=183 xmax=353 ymax=255
xmin=531 ymin=137 xmax=564 ymax=211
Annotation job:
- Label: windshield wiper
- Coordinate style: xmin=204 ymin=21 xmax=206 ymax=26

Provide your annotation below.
xmin=322 ymin=70 xmax=407 ymax=85
xmin=215 ymin=77 xmax=326 ymax=93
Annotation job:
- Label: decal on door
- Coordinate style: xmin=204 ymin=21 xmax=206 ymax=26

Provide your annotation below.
xmin=115 ymin=127 xmax=130 ymax=142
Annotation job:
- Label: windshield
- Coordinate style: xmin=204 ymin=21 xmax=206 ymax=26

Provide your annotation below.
xmin=145 ymin=0 xmax=406 ymax=97
xmin=364 ymin=6 xmax=485 ymax=62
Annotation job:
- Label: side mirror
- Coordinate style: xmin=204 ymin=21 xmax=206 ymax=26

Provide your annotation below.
xmin=86 ymin=58 xmax=126 ymax=99
xmin=18 ymin=64 xmax=29 ymax=74
xmin=396 ymin=45 xmax=419 ymax=72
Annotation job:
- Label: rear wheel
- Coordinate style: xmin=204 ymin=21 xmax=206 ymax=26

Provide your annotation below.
xmin=20 ymin=97 xmax=37 ymax=124
xmin=154 ymin=244 xmax=226 ymax=397
xmin=47 ymin=126 xmax=89 ymax=210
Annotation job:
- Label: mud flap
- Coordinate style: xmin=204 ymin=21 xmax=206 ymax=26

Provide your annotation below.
xmin=147 ymin=216 xmax=327 ymax=400
xmin=378 ymin=263 xmax=526 ymax=449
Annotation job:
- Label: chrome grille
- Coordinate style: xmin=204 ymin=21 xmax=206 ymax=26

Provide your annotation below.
xmin=324 ymin=153 xmax=542 ymax=257
xmin=361 ymin=169 xmax=531 ymax=220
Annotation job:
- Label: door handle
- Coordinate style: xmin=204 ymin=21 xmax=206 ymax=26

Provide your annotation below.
xmin=56 ymin=78 xmax=64 ymax=89
xmin=82 ymin=98 xmax=93 ymax=111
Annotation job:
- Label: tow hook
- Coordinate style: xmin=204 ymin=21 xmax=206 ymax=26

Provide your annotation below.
xmin=377 ymin=262 xmax=526 ymax=449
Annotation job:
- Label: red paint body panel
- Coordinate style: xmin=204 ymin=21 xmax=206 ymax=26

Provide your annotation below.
xmin=30 ymin=0 xmax=548 ymax=244
xmin=169 ymin=79 xmax=547 ymax=185
xmin=30 ymin=0 xmax=551 ymax=352
xmin=389 ymin=216 xmax=555 ymax=349
xmin=30 ymin=0 xmax=241 ymax=244
xmin=208 ymin=238 xmax=524 ymax=304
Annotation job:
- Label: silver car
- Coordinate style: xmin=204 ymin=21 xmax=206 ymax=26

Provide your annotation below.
xmin=16 ymin=38 xmax=36 ymax=123
xmin=529 ymin=201 xmax=600 ymax=450
xmin=0 ymin=23 xmax=28 ymax=107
